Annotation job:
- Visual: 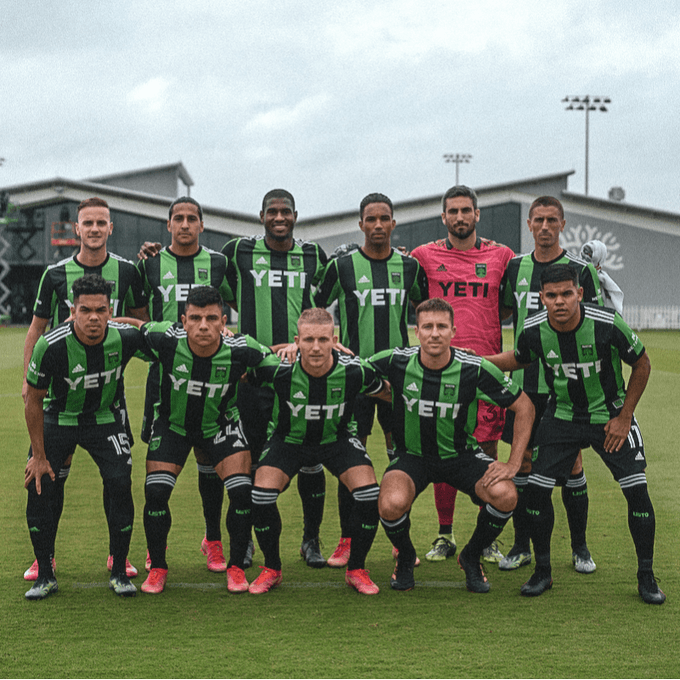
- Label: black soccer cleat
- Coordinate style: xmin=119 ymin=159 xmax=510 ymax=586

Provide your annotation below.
xmin=521 ymin=570 xmax=553 ymax=597
xmin=638 ymin=571 xmax=666 ymax=605
xmin=390 ymin=553 xmax=417 ymax=591
xmin=457 ymin=549 xmax=490 ymax=593
xmin=25 ymin=576 xmax=59 ymax=601
xmin=300 ymin=538 xmax=326 ymax=568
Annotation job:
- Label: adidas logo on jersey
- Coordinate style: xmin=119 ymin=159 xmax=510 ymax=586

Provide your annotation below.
xmin=547 ymin=350 xmax=559 ymax=359
xmin=294 ymin=390 xmax=306 ymax=399
xmin=72 ymin=364 xmax=85 ymax=373
xmin=234 ymin=439 xmax=244 ymax=448
xmin=635 ymin=452 xmax=645 ymax=461
xmin=358 ymin=275 xmax=370 ymax=284
xmin=519 ymin=277 xmax=529 ymax=286
xmin=176 ymin=364 xmax=189 ymax=373
xmin=406 ymin=382 xmax=419 ymax=392
xmin=436 ymin=264 xmax=447 ymax=272
xmin=256 ymin=257 xmax=268 ymax=265
xmin=163 ymin=271 xmax=175 ymax=280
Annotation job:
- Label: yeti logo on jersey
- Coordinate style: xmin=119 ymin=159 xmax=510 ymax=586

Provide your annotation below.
xmin=581 ymin=345 xmax=594 ymax=357
xmin=549 ymin=360 xmax=602 ymax=379
xmin=168 ymin=374 xmax=232 ymax=398
xmin=475 ymin=263 xmax=487 ymax=278
xmin=513 ymin=290 xmax=542 ymax=310
xmin=107 ymin=351 xmax=119 ymax=366
xmin=250 ymin=269 xmax=307 ymax=289
xmin=198 ymin=268 xmax=208 ymax=280
xmin=64 ymin=366 xmax=123 ymax=391
xmin=157 ymin=283 xmax=206 ymax=302
xmin=443 ymin=384 xmax=456 ymax=396
xmin=391 ymin=272 xmax=401 ymax=283
xmin=286 ymin=401 xmax=346 ymax=420
xmin=353 ymin=288 xmax=407 ymax=307
xmin=402 ymin=394 xmax=461 ymax=418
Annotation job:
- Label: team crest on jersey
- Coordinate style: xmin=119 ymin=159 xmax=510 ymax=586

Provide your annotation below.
xmin=149 ymin=437 xmax=162 ymax=451
xmin=107 ymin=351 xmax=119 ymax=365
xmin=215 ymin=366 xmax=227 ymax=378
xmin=443 ymin=383 xmax=456 ymax=396
xmin=291 ymin=255 xmax=301 ymax=266
xmin=436 ymin=264 xmax=447 ymax=272
xmin=581 ymin=344 xmax=594 ymax=357
xmin=331 ymin=387 xmax=342 ymax=397
xmin=107 ymin=280 xmax=116 ymax=292
xmin=475 ymin=263 xmax=487 ymax=278
xmin=613 ymin=398 xmax=624 ymax=409
xmin=198 ymin=268 xmax=208 ymax=280
xmin=391 ymin=272 xmax=402 ymax=283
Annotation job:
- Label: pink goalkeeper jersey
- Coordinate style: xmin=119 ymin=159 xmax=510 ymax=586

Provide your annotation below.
xmin=412 ymin=237 xmax=514 ymax=356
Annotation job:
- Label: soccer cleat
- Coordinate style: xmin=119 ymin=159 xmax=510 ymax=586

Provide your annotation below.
xmin=638 ymin=571 xmax=666 ymax=605
xmin=457 ymin=549 xmax=490 ymax=593
xmin=243 ymin=539 xmax=256 ymax=569
xmin=248 ymin=566 xmax=282 ymax=594
xmin=300 ymin=537 xmax=326 ymax=568
xmin=109 ymin=574 xmax=137 ymax=597
xmin=345 ymin=568 xmax=379 ymax=595
xmin=520 ymin=570 xmax=553 ymax=597
xmin=482 ymin=540 xmax=504 ymax=563
xmin=141 ymin=568 xmax=168 ymax=594
xmin=24 ymin=557 xmax=55 ymax=582
xmin=572 ymin=548 xmax=597 ymax=574
xmin=425 ymin=535 xmax=457 ymax=562
xmin=499 ymin=550 xmax=532 ymax=571
xmin=390 ymin=554 xmax=416 ymax=591
xmin=107 ymin=555 xmax=139 ymax=578
xmin=226 ymin=565 xmax=249 ymax=594
xmin=327 ymin=537 xmax=351 ymax=568
xmin=25 ymin=576 xmax=59 ymax=601
xmin=201 ymin=537 xmax=227 ymax=573
xmin=391 ymin=546 xmax=421 ymax=567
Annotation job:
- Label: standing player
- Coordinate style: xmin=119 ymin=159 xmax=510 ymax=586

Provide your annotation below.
xmin=137 ymin=196 xmax=234 ymax=573
xmin=24 ymin=275 xmax=150 ymax=599
xmin=498 ymin=196 xmax=603 ymax=572
xmin=124 ymin=286 xmax=271 ymax=594
xmin=247 ymin=309 xmax=391 ymax=595
xmin=22 ymin=197 xmax=148 ymax=581
xmin=411 ymin=186 xmax=514 ymax=563
xmin=373 ymin=298 xmax=535 ymax=592
xmin=222 ymin=190 xmax=330 ymax=568
xmin=485 ymin=264 xmax=663 ymax=604
xmin=314 ymin=192 xmax=428 ymax=567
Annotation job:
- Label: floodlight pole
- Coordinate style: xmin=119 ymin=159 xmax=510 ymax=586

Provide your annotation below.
xmin=443 ymin=153 xmax=472 ymax=186
xmin=562 ymin=96 xmax=610 ymax=195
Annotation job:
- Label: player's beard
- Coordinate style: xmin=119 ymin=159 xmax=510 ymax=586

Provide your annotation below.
xmin=448 ymin=222 xmax=475 ymax=241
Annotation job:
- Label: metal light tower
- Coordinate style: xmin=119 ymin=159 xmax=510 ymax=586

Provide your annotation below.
xmin=443 ymin=153 xmax=472 ymax=185
xmin=563 ymin=96 xmax=611 ymax=195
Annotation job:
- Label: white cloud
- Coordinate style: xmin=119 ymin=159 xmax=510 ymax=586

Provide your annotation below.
xmin=127 ymin=77 xmax=171 ymax=112
xmin=244 ymin=93 xmax=332 ymax=132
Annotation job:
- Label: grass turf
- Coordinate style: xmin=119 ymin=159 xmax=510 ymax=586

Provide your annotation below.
xmin=0 ymin=327 xmax=678 ymax=678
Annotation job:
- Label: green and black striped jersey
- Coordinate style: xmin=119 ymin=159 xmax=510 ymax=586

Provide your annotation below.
xmin=33 ymin=253 xmax=147 ymax=324
xmin=26 ymin=321 xmax=150 ymax=426
xmin=515 ymin=303 xmax=645 ymax=424
xmin=249 ymin=350 xmax=385 ymax=446
xmin=370 ymin=347 xmax=522 ymax=459
xmin=137 ymin=246 xmax=234 ymax=322
xmin=222 ymin=235 xmax=327 ymax=346
xmin=501 ymin=249 xmax=604 ymax=393
xmin=142 ymin=321 xmax=271 ymax=437
xmin=314 ymin=248 xmax=428 ymax=355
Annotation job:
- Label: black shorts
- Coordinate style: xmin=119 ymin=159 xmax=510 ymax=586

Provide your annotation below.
xmin=501 ymin=392 xmax=549 ymax=448
xmin=147 ymin=416 xmax=249 ymax=469
xmin=237 ymin=382 xmax=275 ymax=459
xmin=530 ymin=412 xmax=647 ymax=484
xmin=38 ymin=418 xmax=133 ymax=481
xmin=386 ymin=449 xmax=494 ymax=506
xmin=353 ymin=394 xmax=393 ymax=440
xmin=259 ymin=433 xmax=373 ymax=480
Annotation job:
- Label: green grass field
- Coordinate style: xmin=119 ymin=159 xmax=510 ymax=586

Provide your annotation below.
xmin=1 ymin=327 xmax=678 ymax=678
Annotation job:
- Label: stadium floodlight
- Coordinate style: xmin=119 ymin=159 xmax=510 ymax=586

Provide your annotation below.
xmin=563 ymin=95 xmax=611 ymax=195
xmin=443 ymin=153 xmax=472 ymax=185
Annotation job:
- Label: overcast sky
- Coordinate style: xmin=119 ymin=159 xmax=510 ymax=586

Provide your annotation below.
xmin=3 ymin=0 xmax=679 ymax=219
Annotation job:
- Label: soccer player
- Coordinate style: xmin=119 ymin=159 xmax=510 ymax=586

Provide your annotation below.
xmin=222 ymin=189 xmax=330 ymax=568
xmin=22 ymin=196 xmax=148 ymax=581
xmin=485 ymin=264 xmax=664 ymax=605
xmin=24 ymin=274 xmax=151 ymax=600
xmin=498 ymin=196 xmax=604 ymax=572
xmin=314 ymin=192 xmax=428 ymax=567
xmin=247 ymin=308 xmax=391 ymax=595
xmin=411 ymin=186 xmax=514 ymax=564
xmin=137 ymin=196 xmax=234 ymax=573
xmin=373 ymin=298 xmax=534 ymax=592
xmin=125 ymin=286 xmax=272 ymax=595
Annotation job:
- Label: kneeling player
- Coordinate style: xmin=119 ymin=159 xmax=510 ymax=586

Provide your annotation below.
xmin=125 ymin=286 xmax=272 ymax=595
xmin=248 ymin=308 xmax=391 ymax=595
xmin=372 ymin=298 xmax=534 ymax=592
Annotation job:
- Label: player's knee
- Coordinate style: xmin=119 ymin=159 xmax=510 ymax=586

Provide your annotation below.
xmin=378 ymin=489 xmax=410 ymax=521
xmin=487 ymin=480 xmax=517 ymax=514
xmin=144 ymin=470 xmax=176 ymax=510
xmin=225 ymin=474 xmax=252 ymax=507
xmin=105 ymin=476 xmax=134 ymax=528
